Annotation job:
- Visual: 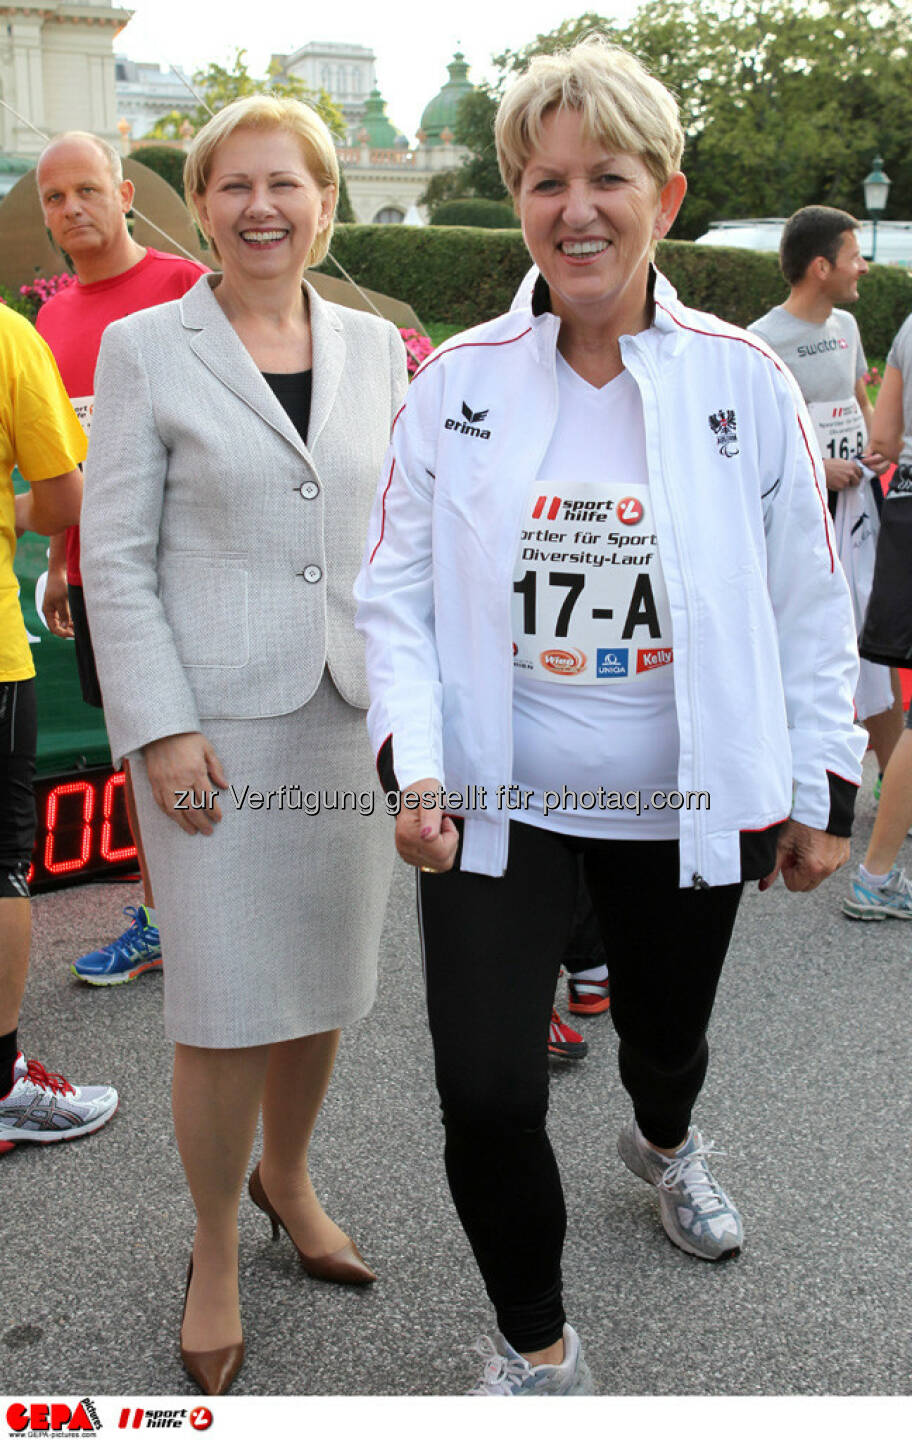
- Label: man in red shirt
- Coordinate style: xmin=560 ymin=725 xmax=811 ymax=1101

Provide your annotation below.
xmin=35 ymin=130 xmax=208 ymax=985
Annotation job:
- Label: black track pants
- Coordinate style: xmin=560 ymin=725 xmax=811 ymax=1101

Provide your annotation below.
xmin=418 ymin=820 xmax=743 ymax=1353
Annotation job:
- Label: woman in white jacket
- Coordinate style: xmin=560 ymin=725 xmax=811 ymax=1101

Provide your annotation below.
xmin=356 ymin=38 xmax=865 ymax=1395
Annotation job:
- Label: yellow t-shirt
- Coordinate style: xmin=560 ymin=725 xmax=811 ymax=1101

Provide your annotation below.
xmin=1 ymin=305 xmax=87 ymax=681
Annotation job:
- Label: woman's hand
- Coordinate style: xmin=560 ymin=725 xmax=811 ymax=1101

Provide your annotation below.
xmin=758 ymin=819 xmax=849 ymax=893
xmin=143 ymin=732 xmax=229 ymax=836
xmin=394 ymin=777 xmax=459 ymax=874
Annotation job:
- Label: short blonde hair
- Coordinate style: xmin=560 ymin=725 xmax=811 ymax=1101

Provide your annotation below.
xmin=495 ymin=38 xmax=684 ymax=196
xmin=184 ymin=94 xmax=339 ymax=267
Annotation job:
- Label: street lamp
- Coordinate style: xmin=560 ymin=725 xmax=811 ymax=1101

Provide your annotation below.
xmin=863 ymin=156 xmax=891 ymax=263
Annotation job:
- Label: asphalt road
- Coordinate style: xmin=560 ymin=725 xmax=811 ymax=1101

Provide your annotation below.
xmin=3 ymin=752 xmax=910 ymax=1398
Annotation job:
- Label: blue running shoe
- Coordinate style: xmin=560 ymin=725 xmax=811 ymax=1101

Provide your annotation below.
xmin=72 ymin=906 xmax=162 ymax=985
xmin=843 ymin=865 xmax=912 ymax=920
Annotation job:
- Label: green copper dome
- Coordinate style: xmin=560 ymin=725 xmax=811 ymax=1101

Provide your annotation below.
xmin=419 ymin=52 xmax=474 ymax=146
xmin=360 ymin=88 xmax=401 ymax=148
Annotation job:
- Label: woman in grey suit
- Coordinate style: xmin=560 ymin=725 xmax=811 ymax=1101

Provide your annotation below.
xmin=80 ymin=96 xmax=407 ymax=1394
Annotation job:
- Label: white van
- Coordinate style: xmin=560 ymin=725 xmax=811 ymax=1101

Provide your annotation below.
xmin=695 ymin=218 xmax=912 ymax=269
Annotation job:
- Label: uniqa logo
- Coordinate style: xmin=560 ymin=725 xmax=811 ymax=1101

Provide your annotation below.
xmin=540 ymin=648 xmax=587 ymax=676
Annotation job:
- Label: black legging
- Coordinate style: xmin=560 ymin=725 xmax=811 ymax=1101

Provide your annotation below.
xmin=418 ymin=820 xmax=743 ymax=1354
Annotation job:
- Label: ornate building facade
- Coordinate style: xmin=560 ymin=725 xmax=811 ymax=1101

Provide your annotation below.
xmin=0 ymin=0 xmax=132 ymax=191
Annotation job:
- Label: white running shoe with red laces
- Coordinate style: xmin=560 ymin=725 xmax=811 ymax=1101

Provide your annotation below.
xmin=0 ymin=1053 xmax=118 ymax=1145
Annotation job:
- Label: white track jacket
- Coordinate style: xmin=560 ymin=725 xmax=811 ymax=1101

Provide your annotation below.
xmin=355 ymin=271 xmax=866 ymax=886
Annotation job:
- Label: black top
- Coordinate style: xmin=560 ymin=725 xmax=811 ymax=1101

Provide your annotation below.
xmin=262 ymin=369 xmax=312 ymax=445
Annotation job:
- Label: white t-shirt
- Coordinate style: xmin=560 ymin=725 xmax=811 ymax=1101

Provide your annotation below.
xmin=511 ymin=355 xmax=680 ymax=838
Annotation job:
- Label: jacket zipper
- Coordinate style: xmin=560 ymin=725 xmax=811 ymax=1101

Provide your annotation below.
xmin=621 ymin=330 xmax=707 ymax=887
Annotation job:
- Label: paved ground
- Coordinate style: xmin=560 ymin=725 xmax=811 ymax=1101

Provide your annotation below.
xmin=3 ymin=752 xmax=910 ymax=1398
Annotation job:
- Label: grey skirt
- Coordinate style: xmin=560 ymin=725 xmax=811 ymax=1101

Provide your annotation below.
xmin=129 ymin=671 xmax=394 ymax=1048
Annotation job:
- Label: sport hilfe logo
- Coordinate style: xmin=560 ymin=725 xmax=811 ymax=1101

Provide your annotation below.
xmin=597 ymin=648 xmax=629 ymax=678
xmin=444 ymin=401 xmax=491 ymax=440
xmin=637 ymin=646 xmax=673 ymax=672
xmin=540 ymin=647 xmax=587 ymax=676
xmin=616 ymin=496 xmax=643 ymax=526
xmin=7 ymin=1401 xmax=99 ymax=1433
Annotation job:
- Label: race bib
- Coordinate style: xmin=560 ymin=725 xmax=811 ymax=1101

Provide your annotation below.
xmin=512 ymin=481 xmax=672 ymax=684
xmin=71 ymin=395 xmax=93 ymax=440
xmin=808 ymin=396 xmax=865 ymax=463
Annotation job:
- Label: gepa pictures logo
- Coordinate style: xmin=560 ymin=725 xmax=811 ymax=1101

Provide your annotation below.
xmin=444 ymin=401 xmax=491 ymax=440
xmin=7 ymin=1399 xmax=101 ymax=1434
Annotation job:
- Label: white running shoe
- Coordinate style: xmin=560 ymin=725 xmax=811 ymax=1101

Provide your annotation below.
xmin=842 ymin=865 xmax=912 ymax=920
xmin=468 ymin=1323 xmax=594 ymax=1395
xmin=0 ymin=1053 xmax=118 ymax=1145
xmin=617 ymin=1120 xmax=742 ymax=1260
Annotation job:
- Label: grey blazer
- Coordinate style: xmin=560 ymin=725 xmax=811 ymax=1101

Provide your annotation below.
xmin=80 ymin=274 xmax=408 ymax=763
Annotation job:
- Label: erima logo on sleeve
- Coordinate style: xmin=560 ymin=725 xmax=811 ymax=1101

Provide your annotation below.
xmin=445 ymin=401 xmax=491 ymax=439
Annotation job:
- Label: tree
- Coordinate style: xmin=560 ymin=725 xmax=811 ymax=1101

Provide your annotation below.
xmin=450 ymin=2 xmax=912 ymax=239
xmin=148 ymin=49 xmax=345 ymax=142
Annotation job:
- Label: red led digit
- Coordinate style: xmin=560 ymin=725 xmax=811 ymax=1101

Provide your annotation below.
xmin=100 ymin=771 xmax=138 ymax=863
xmin=44 ymin=780 xmax=95 ymax=875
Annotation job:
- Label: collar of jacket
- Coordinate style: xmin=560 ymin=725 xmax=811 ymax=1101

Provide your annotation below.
xmin=526 ymin=263 xmax=689 ymax=365
xmin=178 ymin=272 xmax=345 ymax=459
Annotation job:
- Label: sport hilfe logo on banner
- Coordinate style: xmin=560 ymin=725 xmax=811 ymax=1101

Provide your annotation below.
xmin=513 ymin=482 xmax=673 ymax=685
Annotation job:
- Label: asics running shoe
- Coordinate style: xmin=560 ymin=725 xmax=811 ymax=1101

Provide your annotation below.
xmin=0 ymin=1053 xmax=118 ymax=1145
xmin=842 ymin=865 xmax=912 ymax=920
xmin=72 ymin=905 xmax=162 ymax=984
xmin=469 ymin=1324 xmax=594 ymax=1395
xmin=617 ymin=1120 xmax=742 ymax=1260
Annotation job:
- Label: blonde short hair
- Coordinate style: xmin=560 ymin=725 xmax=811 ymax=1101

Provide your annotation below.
xmin=495 ymin=38 xmax=684 ymax=196
xmin=184 ymin=94 xmax=339 ymax=267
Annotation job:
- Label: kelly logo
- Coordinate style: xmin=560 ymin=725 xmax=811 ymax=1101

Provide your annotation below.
xmin=637 ymin=646 xmax=673 ymax=672
xmin=597 ymin=648 xmax=629 ymax=678
xmin=444 ymin=401 xmax=491 ymax=440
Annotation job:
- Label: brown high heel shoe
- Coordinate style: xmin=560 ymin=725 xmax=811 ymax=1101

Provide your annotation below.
xmin=248 ymin=1163 xmax=377 ymax=1285
xmin=180 ymin=1259 xmax=245 ymax=1396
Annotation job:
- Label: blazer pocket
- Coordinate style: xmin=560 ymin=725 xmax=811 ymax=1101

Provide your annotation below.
xmin=158 ymin=552 xmax=250 ymax=669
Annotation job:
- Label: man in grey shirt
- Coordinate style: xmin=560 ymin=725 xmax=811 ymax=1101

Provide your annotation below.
xmin=750 ymin=205 xmax=903 ymax=783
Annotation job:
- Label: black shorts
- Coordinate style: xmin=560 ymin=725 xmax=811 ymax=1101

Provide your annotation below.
xmin=0 ymin=678 xmax=37 ymax=897
xmin=67 ymin=583 xmax=103 ymax=709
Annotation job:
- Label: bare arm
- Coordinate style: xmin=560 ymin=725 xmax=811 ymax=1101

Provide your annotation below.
xmin=14 ymin=469 xmax=83 ymax=536
xmin=868 ymin=364 xmax=905 ymax=464
xmin=42 ymin=531 xmax=73 ymax=638
xmin=856 ymin=374 xmax=890 ymax=474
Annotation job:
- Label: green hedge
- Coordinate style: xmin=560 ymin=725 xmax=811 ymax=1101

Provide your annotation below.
xmin=131 ymin=144 xmax=186 ymax=193
xmin=321 ymin=226 xmax=912 ymax=357
xmin=430 ymin=198 xmax=520 ymax=229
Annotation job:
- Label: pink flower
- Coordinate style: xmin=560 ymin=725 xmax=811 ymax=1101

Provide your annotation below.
xmin=399 ymin=327 xmax=433 ymax=376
